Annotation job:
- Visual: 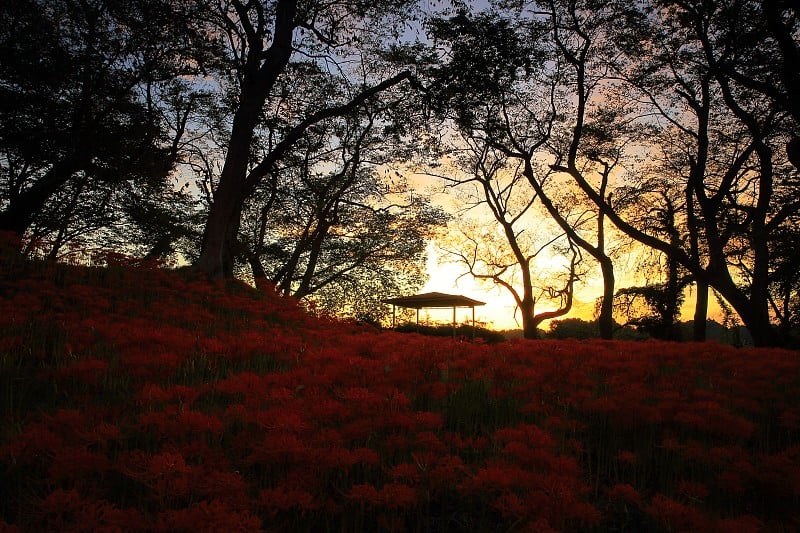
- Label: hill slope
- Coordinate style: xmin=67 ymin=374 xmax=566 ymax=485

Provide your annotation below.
xmin=1 ymin=255 xmax=799 ymax=531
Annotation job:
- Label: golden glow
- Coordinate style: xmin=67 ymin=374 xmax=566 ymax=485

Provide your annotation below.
xmin=422 ymin=241 xmax=726 ymax=332
xmin=420 ymin=242 xmax=594 ymax=331
xmin=401 ymin=164 xmax=730 ymax=333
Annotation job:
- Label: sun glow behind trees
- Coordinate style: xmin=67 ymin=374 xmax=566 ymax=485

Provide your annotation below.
xmin=394 ymin=147 xmax=727 ymax=333
xmin=421 ymin=234 xmax=719 ymax=332
xmin=420 ymin=242 xmax=590 ymax=330
xmin=410 ymin=153 xmax=602 ymax=331
xmin=416 ymin=169 xmax=726 ymax=333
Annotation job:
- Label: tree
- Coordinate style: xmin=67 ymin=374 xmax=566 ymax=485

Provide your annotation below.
xmin=530 ymin=0 xmax=800 ymax=346
xmin=428 ymin=0 xmax=797 ymax=345
xmin=766 ymin=179 xmax=800 ymax=345
xmin=768 ymin=229 xmax=800 ymax=346
xmin=611 ymin=0 xmax=798 ymax=342
xmin=238 ymin=93 xmax=447 ymax=316
xmin=190 ymin=0 xmax=423 ymax=278
xmin=739 ymin=0 xmax=800 ymax=170
xmin=546 ymin=317 xmax=599 ymax=339
xmin=423 ymin=7 xmax=621 ymax=338
xmin=0 ymin=0 xmax=209 ymax=247
xmin=438 ymin=141 xmax=583 ymax=339
xmin=614 ymin=276 xmax=690 ymax=341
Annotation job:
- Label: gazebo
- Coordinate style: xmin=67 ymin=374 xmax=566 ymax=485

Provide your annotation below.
xmin=382 ymin=292 xmax=486 ymax=338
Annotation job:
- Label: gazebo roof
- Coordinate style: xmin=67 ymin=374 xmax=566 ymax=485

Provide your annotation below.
xmin=382 ymin=292 xmax=486 ymax=309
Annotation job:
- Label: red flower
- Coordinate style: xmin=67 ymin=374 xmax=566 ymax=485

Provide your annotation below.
xmin=615 ymin=450 xmax=637 ymax=466
xmin=389 ymin=462 xmax=420 ymax=482
xmin=145 ymin=450 xmax=193 ymax=499
xmin=36 ymin=488 xmax=147 ymax=532
xmin=676 ymin=479 xmax=709 ymax=502
xmin=347 ymin=483 xmax=380 ymax=505
xmin=429 ymin=455 xmax=466 ymax=486
xmin=413 ymin=411 xmax=444 ymax=430
xmin=378 ymin=482 xmax=417 ymax=509
xmin=136 ymin=383 xmax=171 ymax=404
xmin=259 ymin=486 xmax=318 ymax=516
xmin=646 ymin=494 xmax=707 ymax=531
xmin=717 ymin=469 xmax=746 ymax=494
xmin=48 ymin=446 xmax=111 ymax=482
xmin=56 ymin=357 xmax=108 ymax=386
xmin=493 ymin=492 xmax=526 ymax=519
xmin=606 ymin=484 xmax=642 ymax=506
xmin=39 ymin=489 xmax=82 ymax=529
xmin=350 ymin=447 xmax=379 ymax=466
xmin=178 ymin=410 xmax=224 ymax=436
xmin=1 ymin=422 xmax=63 ymax=463
xmin=414 ymin=431 xmax=446 ymax=453
xmin=195 ymin=470 xmax=249 ymax=503
xmin=157 ymin=499 xmax=261 ymax=531
xmin=315 ymin=446 xmax=357 ymax=471
xmin=494 ymin=424 xmax=554 ymax=449
xmin=715 ymin=514 xmax=764 ymax=533
xmin=464 ymin=464 xmax=533 ymax=493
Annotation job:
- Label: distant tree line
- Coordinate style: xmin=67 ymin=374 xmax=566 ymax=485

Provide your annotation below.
xmin=1 ymin=0 xmax=797 ymax=345
xmin=546 ymin=316 xmax=762 ymax=347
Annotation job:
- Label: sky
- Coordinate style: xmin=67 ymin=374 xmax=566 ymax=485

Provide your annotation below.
xmin=409 ymin=160 xmax=727 ymax=332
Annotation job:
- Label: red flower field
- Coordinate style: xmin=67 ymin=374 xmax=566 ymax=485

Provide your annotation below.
xmin=1 ymin=251 xmax=799 ymax=531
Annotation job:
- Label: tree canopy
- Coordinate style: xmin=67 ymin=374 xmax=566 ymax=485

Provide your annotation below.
xmin=2 ymin=0 xmax=798 ymax=345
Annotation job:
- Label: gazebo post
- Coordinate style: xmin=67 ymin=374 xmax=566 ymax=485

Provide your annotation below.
xmin=452 ymin=306 xmax=456 ymax=339
xmin=472 ymin=306 xmax=476 ymax=341
xmin=392 ymin=305 xmax=396 ymax=328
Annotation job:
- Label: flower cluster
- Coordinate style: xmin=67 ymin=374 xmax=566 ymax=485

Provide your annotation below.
xmin=1 ymin=250 xmax=798 ymax=531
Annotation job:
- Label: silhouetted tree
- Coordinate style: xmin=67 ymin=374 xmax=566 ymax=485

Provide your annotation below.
xmin=546 ymin=317 xmax=598 ymax=339
xmin=238 ymin=102 xmax=448 ymax=315
xmin=424 ymin=8 xmax=621 ymax=339
xmin=767 ymin=205 xmax=800 ymax=345
xmin=437 ymin=140 xmax=583 ymax=339
xmin=0 ymin=0 xmax=210 ymax=248
xmin=533 ymin=0 xmax=799 ymax=346
xmin=190 ymin=0 xmax=422 ymax=278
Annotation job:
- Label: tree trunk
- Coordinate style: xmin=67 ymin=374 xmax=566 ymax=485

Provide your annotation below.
xmin=521 ymin=311 xmax=540 ymax=339
xmin=194 ymin=70 xmax=413 ymax=278
xmin=249 ymin=254 xmax=269 ymax=290
xmin=598 ymin=256 xmax=615 ymax=339
xmin=193 ymin=89 xmax=267 ymax=277
xmin=294 ymin=222 xmax=331 ymax=299
xmin=693 ymin=280 xmax=708 ymax=342
xmin=741 ymin=308 xmax=775 ymax=347
xmin=193 ymin=164 xmax=248 ymax=278
xmin=519 ymin=290 xmax=539 ymax=340
xmin=193 ymin=0 xmax=297 ymax=278
xmin=521 ymin=161 xmax=612 ymax=339
xmin=712 ymin=273 xmax=775 ymax=347
xmin=745 ymin=248 xmax=776 ymax=347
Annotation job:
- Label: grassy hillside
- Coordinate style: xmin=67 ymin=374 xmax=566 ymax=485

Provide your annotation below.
xmin=1 ymin=253 xmax=799 ymax=532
